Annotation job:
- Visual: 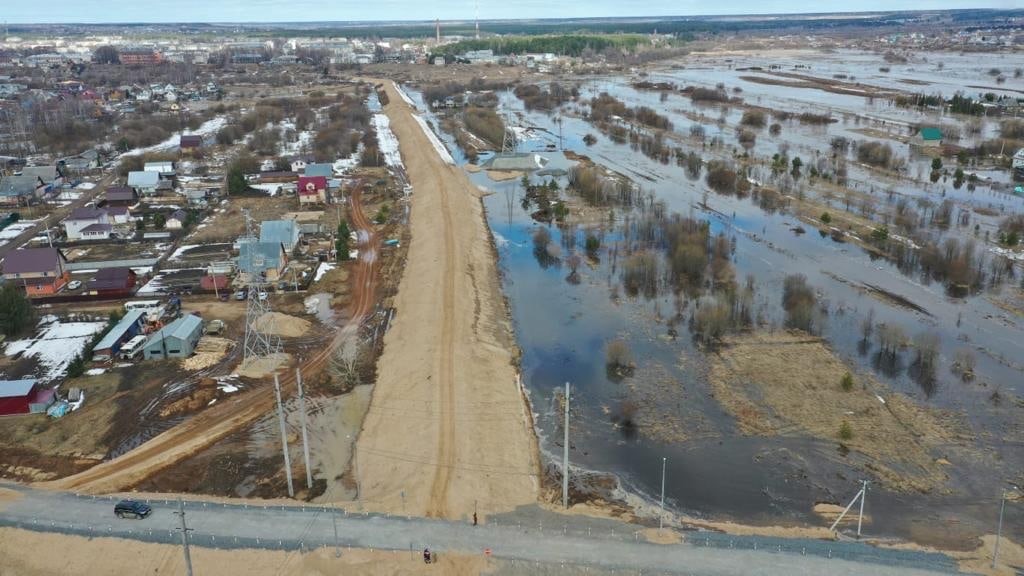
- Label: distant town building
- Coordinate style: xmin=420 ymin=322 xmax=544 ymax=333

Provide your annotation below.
xmin=119 ymin=46 xmax=164 ymax=66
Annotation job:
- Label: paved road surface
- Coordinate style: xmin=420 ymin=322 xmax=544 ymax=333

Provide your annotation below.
xmin=0 ymin=486 xmax=961 ymax=575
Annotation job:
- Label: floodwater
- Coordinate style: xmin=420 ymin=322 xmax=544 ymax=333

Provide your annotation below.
xmin=402 ymin=49 xmax=1024 ymax=546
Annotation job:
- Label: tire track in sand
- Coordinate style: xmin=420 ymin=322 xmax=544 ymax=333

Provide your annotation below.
xmin=427 ymin=166 xmax=458 ymax=517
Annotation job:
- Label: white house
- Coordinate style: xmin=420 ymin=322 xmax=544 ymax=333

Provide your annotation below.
xmin=1013 ymin=148 xmax=1024 ymax=171
xmin=64 ymin=207 xmax=110 ymax=241
xmin=165 ymin=209 xmax=187 ymax=230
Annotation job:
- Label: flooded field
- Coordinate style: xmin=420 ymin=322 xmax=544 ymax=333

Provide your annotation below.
xmin=408 ymin=48 xmax=1024 ymax=546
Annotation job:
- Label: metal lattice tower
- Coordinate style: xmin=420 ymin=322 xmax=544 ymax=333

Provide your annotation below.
xmin=501 ymin=89 xmax=517 ymax=154
xmin=242 ymin=211 xmax=281 ymax=361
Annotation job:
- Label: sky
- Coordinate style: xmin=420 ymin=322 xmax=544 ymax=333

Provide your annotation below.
xmin=3 ymin=0 xmax=1012 ymax=24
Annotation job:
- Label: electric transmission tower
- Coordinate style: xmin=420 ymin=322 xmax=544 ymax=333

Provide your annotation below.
xmin=242 ymin=211 xmax=281 ymax=361
xmin=501 ymin=89 xmax=517 ymax=154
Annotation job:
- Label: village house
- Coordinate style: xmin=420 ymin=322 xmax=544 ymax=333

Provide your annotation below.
xmin=1013 ymin=148 xmax=1024 ymax=177
xmin=104 ymin=186 xmax=139 ymax=207
xmin=1 ymin=247 xmax=71 ymax=296
xmin=63 ymin=207 xmax=110 ymax=241
xmin=913 ymin=127 xmax=943 ymax=149
xmin=127 ymin=170 xmax=161 ymax=195
xmin=143 ymin=161 xmax=175 ymax=177
xmin=260 ymin=219 xmax=300 ymax=251
xmin=238 ymin=241 xmax=288 ymax=282
xmin=20 ymin=166 xmax=63 ymax=190
xmin=179 ymin=135 xmax=203 ymax=154
xmin=85 ymin=267 xmax=138 ymax=298
xmin=297 ymin=175 xmax=328 ymax=205
xmin=303 ymin=163 xmax=334 ymax=179
xmin=0 ymin=175 xmax=41 ymax=207
xmin=165 ymin=209 xmax=187 ymax=230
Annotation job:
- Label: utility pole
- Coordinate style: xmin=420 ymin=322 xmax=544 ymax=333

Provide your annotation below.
xmin=273 ymin=373 xmax=295 ymax=498
xmin=175 ymin=499 xmax=194 ymax=576
xmin=993 ymin=491 xmax=1007 ymax=568
xmin=857 ymin=480 xmax=868 ymax=537
xmin=659 ymin=457 xmax=667 ymax=530
xmin=332 ymin=508 xmax=341 ymax=558
xmin=562 ymin=382 xmax=569 ymax=509
xmin=296 ymin=368 xmax=313 ymax=490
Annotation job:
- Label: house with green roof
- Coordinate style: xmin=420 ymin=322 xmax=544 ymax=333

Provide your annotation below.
xmin=913 ymin=127 xmax=943 ymax=149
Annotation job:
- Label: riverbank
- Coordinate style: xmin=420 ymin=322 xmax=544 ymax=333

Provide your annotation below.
xmin=353 ymin=80 xmax=540 ymax=520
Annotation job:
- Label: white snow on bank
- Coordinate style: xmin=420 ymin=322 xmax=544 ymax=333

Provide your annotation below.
xmin=394 ymin=82 xmax=416 ymax=108
xmin=168 ymin=244 xmax=199 ymax=262
xmin=411 ymin=114 xmax=455 ymax=166
xmin=119 ymin=115 xmax=228 ymax=158
xmin=372 ymin=113 xmax=404 ymax=170
xmin=4 ymin=316 xmax=106 ymax=381
xmin=75 ymin=182 xmax=96 ymax=190
xmin=248 ymin=183 xmax=295 ymax=197
xmin=314 ymin=261 xmax=336 ymax=282
xmin=990 ymin=245 xmax=1024 ymax=262
xmin=0 ymin=221 xmax=40 ymax=247
xmin=333 ymin=147 xmax=362 ymax=175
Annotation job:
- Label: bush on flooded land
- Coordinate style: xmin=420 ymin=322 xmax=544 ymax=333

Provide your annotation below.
xmin=736 ymin=128 xmax=756 ymax=150
xmin=856 ymin=141 xmax=897 ymax=168
xmin=514 ymin=82 xmax=578 ymax=111
xmin=782 ymin=274 xmax=817 ymax=333
xmin=999 ymin=215 xmax=1024 ymax=246
xmin=740 ymin=110 xmax=766 ymax=128
xmin=705 ymin=161 xmax=739 ymax=195
xmin=797 ymin=112 xmax=833 ymax=125
xmin=1001 ymin=119 xmax=1024 ymax=140
xmin=622 ymin=251 xmax=659 ymax=298
xmin=688 ymin=86 xmax=730 ymax=103
xmin=568 ymin=165 xmax=639 ymax=207
xmin=605 ymin=339 xmax=636 ymax=378
xmin=462 ymin=106 xmax=506 ymax=148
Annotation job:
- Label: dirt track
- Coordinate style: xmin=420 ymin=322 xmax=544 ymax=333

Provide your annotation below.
xmin=39 ymin=182 xmax=381 ymax=494
xmin=354 ymin=81 xmax=539 ymax=520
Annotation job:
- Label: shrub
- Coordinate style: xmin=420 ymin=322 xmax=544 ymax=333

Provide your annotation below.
xmin=606 ymin=339 xmax=635 ymax=372
xmin=705 ymin=161 xmax=738 ymax=195
xmin=740 ymin=110 xmax=766 ymax=128
xmin=838 ymin=421 xmax=853 ymax=441
xmin=820 ymin=212 xmax=832 ymax=224
xmin=857 ymin=141 xmax=895 ymax=168
xmin=782 ymin=274 xmax=816 ymax=332
xmin=841 ymin=372 xmax=854 ymax=391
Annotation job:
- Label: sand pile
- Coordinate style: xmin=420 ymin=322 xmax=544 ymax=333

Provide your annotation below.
xmin=255 ymin=312 xmax=311 ymax=338
xmin=486 ymin=169 xmax=520 ymax=181
xmin=235 ymin=352 xmax=290 ymax=379
xmin=183 ymin=337 xmax=234 ymax=371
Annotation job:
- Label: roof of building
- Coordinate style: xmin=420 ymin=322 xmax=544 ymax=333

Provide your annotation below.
xmin=304 ymin=163 xmax=334 ymax=178
xmin=0 ymin=175 xmax=40 ymax=197
xmin=1015 ymin=148 xmax=1024 ymax=160
xmin=105 ymin=186 xmax=138 ymax=202
xmin=93 ymin=309 xmax=147 ymax=351
xmin=80 ymin=223 xmax=113 ymax=234
xmin=238 ymin=242 xmax=284 ymax=274
xmin=88 ymin=267 xmax=136 ymax=291
xmin=20 ymin=165 xmax=58 ymax=181
xmin=162 ymin=314 xmax=202 ymax=341
xmin=144 ymin=161 xmax=174 ymax=171
xmin=107 ymin=206 xmax=129 ymax=217
xmin=67 ymin=207 xmax=106 ymax=221
xmin=0 ymin=379 xmax=37 ymax=398
xmin=260 ymin=220 xmax=298 ymax=246
xmin=127 ymin=171 xmax=160 ymax=187
xmin=180 ymin=135 xmax=202 ymax=148
xmin=920 ymin=127 xmax=943 ymax=141
xmin=298 ymin=175 xmax=327 ymax=193
xmin=168 ymin=209 xmax=187 ymax=222
xmin=2 ymin=247 xmax=66 ymax=275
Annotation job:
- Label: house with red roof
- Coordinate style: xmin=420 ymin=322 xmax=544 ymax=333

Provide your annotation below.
xmin=298 ymin=175 xmax=327 ymax=206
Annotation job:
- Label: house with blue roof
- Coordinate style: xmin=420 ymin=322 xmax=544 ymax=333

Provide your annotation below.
xmin=127 ymin=170 xmax=161 ymax=195
xmin=142 ymin=314 xmax=203 ymax=359
xmin=304 ymin=163 xmax=334 ymax=178
xmin=238 ymin=241 xmax=288 ymax=282
xmin=260 ymin=219 xmax=300 ymax=251
xmin=92 ymin=309 xmax=148 ymax=361
xmin=0 ymin=175 xmax=42 ymax=207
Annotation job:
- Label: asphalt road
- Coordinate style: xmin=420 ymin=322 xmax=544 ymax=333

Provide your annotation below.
xmin=0 ymin=485 xmax=962 ymax=575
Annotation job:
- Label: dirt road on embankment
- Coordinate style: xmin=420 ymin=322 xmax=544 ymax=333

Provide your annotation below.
xmin=354 ymin=81 xmax=540 ymax=520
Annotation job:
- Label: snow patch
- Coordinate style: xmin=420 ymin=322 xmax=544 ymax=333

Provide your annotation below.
xmin=4 ymin=316 xmax=107 ymax=382
xmin=371 ymin=114 xmax=404 ymax=170
xmin=394 ymin=82 xmax=416 ymax=108
xmin=411 ymin=114 xmax=455 ymax=165
xmin=314 ymin=262 xmax=336 ymax=282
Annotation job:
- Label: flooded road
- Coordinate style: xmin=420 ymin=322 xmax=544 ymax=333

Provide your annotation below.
xmin=405 ymin=53 xmax=1024 ymax=545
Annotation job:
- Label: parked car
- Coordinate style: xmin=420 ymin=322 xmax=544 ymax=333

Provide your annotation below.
xmin=66 ymin=280 xmax=82 ymax=290
xmin=234 ymin=290 xmax=247 ymax=301
xmin=114 ymin=500 xmax=151 ymax=519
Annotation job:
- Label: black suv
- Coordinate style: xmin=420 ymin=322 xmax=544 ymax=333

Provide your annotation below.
xmin=114 ymin=500 xmax=152 ymax=519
